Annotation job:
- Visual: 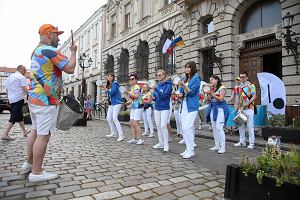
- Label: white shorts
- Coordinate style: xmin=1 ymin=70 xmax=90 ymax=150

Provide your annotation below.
xmin=130 ymin=108 xmax=143 ymax=121
xmin=29 ymin=104 xmax=59 ymax=135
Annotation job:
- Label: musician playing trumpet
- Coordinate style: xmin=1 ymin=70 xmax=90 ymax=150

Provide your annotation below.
xmin=205 ymin=75 xmax=229 ymax=154
xmin=100 ymin=73 xmax=124 ymax=141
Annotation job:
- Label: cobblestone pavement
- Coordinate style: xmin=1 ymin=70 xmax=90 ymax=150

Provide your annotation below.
xmin=0 ymin=112 xmax=262 ymax=200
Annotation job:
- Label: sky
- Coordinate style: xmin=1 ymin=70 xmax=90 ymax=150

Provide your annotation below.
xmin=0 ymin=0 xmax=106 ymax=68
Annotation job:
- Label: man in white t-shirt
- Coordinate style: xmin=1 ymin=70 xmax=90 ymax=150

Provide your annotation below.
xmin=1 ymin=65 xmax=29 ymax=141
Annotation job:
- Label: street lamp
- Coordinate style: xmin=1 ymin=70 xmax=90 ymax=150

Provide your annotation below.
xmin=281 ymin=12 xmax=299 ymax=74
xmin=78 ymin=53 xmax=93 ymax=107
xmin=209 ymin=35 xmax=223 ymax=80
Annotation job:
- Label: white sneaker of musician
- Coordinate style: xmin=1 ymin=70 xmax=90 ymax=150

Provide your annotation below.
xmin=29 ymin=171 xmax=58 ymax=183
xmin=117 ymin=136 xmax=124 ymax=142
xmin=182 ymin=150 xmax=195 ymax=159
xmin=106 ymin=133 xmax=116 ymax=138
xmin=136 ymin=139 xmax=144 ymax=145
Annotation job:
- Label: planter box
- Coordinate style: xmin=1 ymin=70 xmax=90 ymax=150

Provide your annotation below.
xmin=224 ymin=164 xmax=300 ymax=200
xmin=24 ymin=116 xmax=32 ymax=124
xmin=118 ymin=114 xmax=130 ymax=122
xmin=262 ymin=127 xmax=300 ymax=144
xmin=73 ymin=118 xmax=87 ymax=126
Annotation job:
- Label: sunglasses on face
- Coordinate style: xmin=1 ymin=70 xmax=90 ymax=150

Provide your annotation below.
xmin=157 ymin=74 xmax=163 ymax=77
xmin=129 ymin=78 xmax=136 ymax=81
xmin=240 ymin=76 xmax=246 ymax=78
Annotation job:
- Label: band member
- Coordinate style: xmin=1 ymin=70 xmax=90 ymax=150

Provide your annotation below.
xmin=100 ymin=73 xmax=124 ymax=141
xmin=178 ymin=61 xmax=200 ymax=159
xmin=206 ymin=75 xmax=229 ymax=154
xmin=152 ymin=70 xmax=172 ymax=152
xmin=172 ymin=86 xmax=182 ymax=138
xmin=234 ymin=72 xmax=257 ymax=149
xmin=141 ymin=84 xmax=154 ymax=138
xmin=227 ymin=77 xmax=241 ymax=105
xmin=126 ymin=73 xmax=144 ymax=145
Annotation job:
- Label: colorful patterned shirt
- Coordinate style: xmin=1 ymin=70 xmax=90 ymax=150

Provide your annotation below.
xmin=239 ymin=82 xmax=256 ymax=109
xmin=211 ymin=85 xmax=226 ymax=103
xmin=29 ymin=45 xmax=68 ymax=106
xmin=130 ymin=84 xmax=142 ymax=109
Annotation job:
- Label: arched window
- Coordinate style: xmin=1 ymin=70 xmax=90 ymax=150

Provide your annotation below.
xmin=104 ymin=55 xmax=114 ymax=75
xmin=203 ymin=17 xmax=214 ymax=34
xmin=155 ymin=28 xmax=176 ymax=75
xmin=134 ymin=40 xmax=149 ymax=79
xmin=118 ymin=48 xmax=129 ymax=83
xmin=240 ymin=0 xmax=281 ymax=33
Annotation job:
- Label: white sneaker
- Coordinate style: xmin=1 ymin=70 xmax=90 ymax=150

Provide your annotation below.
xmin=29 ymin=171 xmax=58 ymax=182
xmin=21 ymin=162 xmax=32 ymax=171
xmin=234 ymin=142 xmax=246 ymax=147
xmin=136 ymin=139 xmax=144 ymax=145
xmin=117 ymin=136 xmax=124 ymax=142
xmin=247 ymin=144 xmax=255 ymax=149
xmin=127 ymin=139 xmax=138 ymax=144
xmin=106 ymin=134 xmax=116 ymax=138
xmin=153 ymin=143 xmax=164 ymax=149
xmin=218 ymin=148 xmax=226 ymax=154
xmin=142 ymin=132 xmax=149 ymax=136
xmin=180 ymin=150 xmax=188 ymax=156
xmin=183 ymin=151 xmax=195 ymax=159
xmin=178 ymin=139 xmax=185 ymax=144
xmin=209 ymin=146 xmax=220 ymax=151
xmin=164 ymin=146 xmax=169 ymax=152
xmin=148 ymin=133 xmax=155 ymax=138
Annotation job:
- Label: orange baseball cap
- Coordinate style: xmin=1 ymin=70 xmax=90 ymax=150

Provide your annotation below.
xmin=38 ymin=24 xmax=64 ymax=35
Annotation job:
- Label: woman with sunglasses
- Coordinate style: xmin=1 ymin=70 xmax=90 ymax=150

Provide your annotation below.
xmin=152 ymin=70 xmax=172 ymax=152
xmin=126 ymin=73 xmax=144 ymax=145
xmin=206 ymin=75 xmax=229 ymax=154
xmin=100 ymin=73 xmax=124 ymax=141
xmin=177 ymin=61 xmax=200 ymax=159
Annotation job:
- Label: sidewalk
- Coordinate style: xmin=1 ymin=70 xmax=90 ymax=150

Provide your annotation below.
xmin=112 ymin=120 xmax=300 ymax=152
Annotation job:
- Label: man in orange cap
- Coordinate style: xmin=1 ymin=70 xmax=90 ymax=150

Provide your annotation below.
xmin=22 ymin=24 xmax=77 ymax=182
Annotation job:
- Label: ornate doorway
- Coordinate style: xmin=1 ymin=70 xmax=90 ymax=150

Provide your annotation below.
xmin=239 ymin=36 xmax=282 ymax=104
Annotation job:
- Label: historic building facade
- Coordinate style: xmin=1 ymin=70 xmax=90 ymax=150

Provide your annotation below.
xmin=100 ymin=0 xmax=299 ymax=122
xmin=60 ymin=7 xmax=104 ymax=103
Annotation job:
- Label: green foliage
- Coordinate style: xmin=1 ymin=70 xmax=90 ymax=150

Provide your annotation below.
xmin=119 ymin=110 xmax=130 ymax=117
xmin=240 ymin=146 xmax=300 ymax=186
xmin=266 ymin=112 xmax=285 ymax=127
xmin=23 ymin=112 xmax=30 ymax=117
xmin=294 ymin=116 xmax=300 ymax=129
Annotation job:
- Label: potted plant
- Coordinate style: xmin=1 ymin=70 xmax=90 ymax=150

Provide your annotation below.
xmin=118 ymin=110 xmax=130 ymax=122
xmin=261 ymin=113 xmax=300 ymax=144
xmin=23 ymin=112 xmax=32 ymax=124
xmin=224 ymin=145 xmax=300 ymax=200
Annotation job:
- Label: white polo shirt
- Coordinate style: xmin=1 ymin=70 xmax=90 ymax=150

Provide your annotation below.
xmin=6 ymin=71 xmax=28 ymax=103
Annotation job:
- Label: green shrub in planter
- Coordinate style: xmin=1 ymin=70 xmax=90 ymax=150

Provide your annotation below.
xmin=294 ymin=116 xmax=300 ymax=129
xmin=118 ymin=110 xmax=130 ymax=121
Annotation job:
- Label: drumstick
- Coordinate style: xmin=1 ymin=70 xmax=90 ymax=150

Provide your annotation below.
xmin=71 ymin=30 xmax=74 ymax=45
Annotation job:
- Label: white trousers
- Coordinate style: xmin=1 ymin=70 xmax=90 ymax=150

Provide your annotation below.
xmin=238 ymin=108 xmax=255 ymax=145
xmin=174 ymin=110 xmax=182 ymax=135
xmin=107 ymin=104 xmax=124 ymax=137
xmin=142 ymin=107 xmax=154 ymax=134
xmin=181 ymin=101 xmax=198 ymax=151
xmin=210 ymin=108 xmax=226 ymax=150
xmin=154 ymin=110 xmax=170 ymax=149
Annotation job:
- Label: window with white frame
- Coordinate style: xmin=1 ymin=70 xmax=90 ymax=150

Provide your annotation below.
xmin=87 ymin=30 xmax=91 ymax=45
xmin=165 ymin=0 xmax=172 ymax=6
xmin=142 ymin=0 xmax=150 ymax=18
xmin=93 ymin=49 xmax=97 ymax=68
xmin=80 ymin=35 xmax=84 ymax=49
xmin=124 ymin=3 xmax=131 ymax=30
xmin=111 ymin=14 xmax=116 ymax=37
xmin=94 ymin=23 xmax=98 ymax=39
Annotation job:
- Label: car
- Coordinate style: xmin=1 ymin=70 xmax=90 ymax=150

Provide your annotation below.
xmin=0 ymin=92 xmax=10 ymax=113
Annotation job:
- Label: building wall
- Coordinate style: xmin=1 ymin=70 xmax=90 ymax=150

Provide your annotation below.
xmin=101 ymin=0 xmax=299 ymax=106
xmin=60 ymin=7 xmax=104 ymax=103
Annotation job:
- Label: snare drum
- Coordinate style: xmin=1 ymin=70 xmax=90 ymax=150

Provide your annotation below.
xmin=119 ymin=86 xmax=126 ymax=94
xmin=233 ymin=111 xmax=248 ymax=126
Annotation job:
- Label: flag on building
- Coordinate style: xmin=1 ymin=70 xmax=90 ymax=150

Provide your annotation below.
xmin=162 ymin=36 xmax=185 ymax=54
